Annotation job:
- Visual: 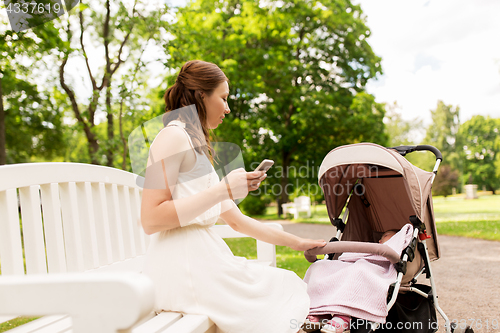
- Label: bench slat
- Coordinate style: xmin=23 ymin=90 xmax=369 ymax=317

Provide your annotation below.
xmin=161 ymin=314 xmax=214 ymax=333
xmin=132 ymin=312 xmax=182 ymax=333
xmin=130 ymin=187 xmax=147 ymax=254
xmin=59 ymin=182 xmax=85 ymax=272
xmin=19 ymin=186 xmax=47 ymax=275
xmin=107 ymin=184 xmax=126 ymax=262
xmin=119 ymin=185 xmax=137 ymax=258
xmin=92 ymin=183 xmax=113 ymax=266
xmin=25 ymin=316 xmax=72 ymax=333
xmin=0 ymin=189 xmax=24 ymax=275
xmin=76 ymin=182 xmax=100 ymax=270
xmin=40 ymin=184 xmax=67 ymax=274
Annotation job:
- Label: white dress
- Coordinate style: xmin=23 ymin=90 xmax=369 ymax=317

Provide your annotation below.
xmin=143 ymin=121 xmax=310 ymax=333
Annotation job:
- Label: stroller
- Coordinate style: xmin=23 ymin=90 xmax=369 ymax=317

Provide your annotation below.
xmin=304 ymin=143 xmax=473 ymax=333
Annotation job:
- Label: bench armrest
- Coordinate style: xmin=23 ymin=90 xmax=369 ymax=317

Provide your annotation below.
xmin=0 ymin=272 xmax=154 ymax=333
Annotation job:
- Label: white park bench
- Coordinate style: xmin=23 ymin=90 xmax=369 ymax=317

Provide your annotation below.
xmin=281 ymin=196 xmax=311 ymax=219
xmin=0 ymin=162 xmax=281 ymax=333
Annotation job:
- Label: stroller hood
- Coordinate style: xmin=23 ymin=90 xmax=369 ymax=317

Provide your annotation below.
xmin=318 ymin=143 xmax=440 ymax=260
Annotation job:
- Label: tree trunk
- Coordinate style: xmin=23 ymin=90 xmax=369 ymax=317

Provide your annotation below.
xmin=488 ymin=184 xmax=496 ymax=195
xmin=280 ymin=149 xmax=291 ymax=204
xmin=276 ymin=197 xmax=282 ymax=218
xmin=88 ymin=135 xmax=99 ymax=164
xmin=119 ymin=98 xmax=128 ymax=171
xmin=106 ymin=86 xmax=114 ymax=167
xmin=0 ymin=75 xmax=6 ymax=165
xmin=280 ymin=102 xmax=295 ymax=205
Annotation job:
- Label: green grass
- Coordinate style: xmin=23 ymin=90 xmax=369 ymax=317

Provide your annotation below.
xmin=432 ymin=194 xmax=500 ymax=222
xmin=436 ymin=220 xmax=500 ymax=241
xmin=432 ymin=194 xmax=500 ymax=241
xmin=0 ymin=317 xmax=39 ymax=332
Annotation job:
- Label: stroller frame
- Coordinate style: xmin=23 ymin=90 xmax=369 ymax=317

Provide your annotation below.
xmin=305 ymin=144 xmax=469 ymax=333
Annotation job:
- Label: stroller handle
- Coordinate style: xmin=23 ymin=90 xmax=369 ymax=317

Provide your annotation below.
xmin=390 ymin=145 xmax=443 ymax=161
xmin=304 ymin=241 xmax=401 ymax=264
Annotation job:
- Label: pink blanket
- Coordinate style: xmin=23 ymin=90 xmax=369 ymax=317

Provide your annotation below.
xmin=303 ymin=224 xmax=414 ymax=323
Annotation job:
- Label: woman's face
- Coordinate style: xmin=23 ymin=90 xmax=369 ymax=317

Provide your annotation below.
xmin=204 ymin=81 xmax=230 ymax=129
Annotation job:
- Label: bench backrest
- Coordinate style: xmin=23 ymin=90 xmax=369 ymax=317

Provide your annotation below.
xmin=0 ymin=163 xmax=149 ymax=276
xmin=294 ymin=196 xmax=310 ymax=209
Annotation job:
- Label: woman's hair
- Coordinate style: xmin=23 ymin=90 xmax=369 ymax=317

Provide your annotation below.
xmin=162 ymin=60 xmax=228 ymax=159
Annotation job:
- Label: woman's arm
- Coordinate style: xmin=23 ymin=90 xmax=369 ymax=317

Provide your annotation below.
xmin=140 ymin=127 xmax=265 ymax=235
xmin=220 ymin=200 xmax=326 ymax=251
xmin=140 ymin=126 xmax=222 ymax=234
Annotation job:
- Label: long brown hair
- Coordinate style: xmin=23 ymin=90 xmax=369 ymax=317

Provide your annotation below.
xmin=163 ymin=60 xmax=228 ymax=160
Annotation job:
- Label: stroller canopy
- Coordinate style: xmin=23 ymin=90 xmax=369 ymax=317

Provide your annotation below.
xmin=318 ymin=143 xmax=440 ymax=260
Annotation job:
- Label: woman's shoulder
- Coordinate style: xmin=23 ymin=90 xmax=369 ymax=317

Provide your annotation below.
xmin=149 ymin=125 xmax=192 ymax=161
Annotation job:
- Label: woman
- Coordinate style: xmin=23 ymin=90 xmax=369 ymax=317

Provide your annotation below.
xmin=141 ymin=60 xmax=326 ymax=333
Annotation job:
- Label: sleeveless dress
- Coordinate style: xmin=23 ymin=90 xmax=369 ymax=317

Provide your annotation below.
xmin=142 ymin=121 xmax=310 ymax=333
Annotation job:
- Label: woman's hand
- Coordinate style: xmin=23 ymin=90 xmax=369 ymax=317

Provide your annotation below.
xmin=220 ymin=168 xmax=267 ymax=200
xmin=290 ymin=238 xmax=327 ymax=252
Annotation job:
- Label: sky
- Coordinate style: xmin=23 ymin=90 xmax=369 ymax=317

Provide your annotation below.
xmin=355 ymin=0 xmax=500 ymax=125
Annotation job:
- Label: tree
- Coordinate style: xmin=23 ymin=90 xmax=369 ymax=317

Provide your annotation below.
xmin=432 ymin=165 xmax=459 ymax=197
xmin=166 ymin=0 xmax=387 ymax=205
xmin=457 ymin=115 xmax=500 ymax=194
xmin=405 ymin=101 xmax=462 ymax=190
xmin=0 ymin=16 xmax=64 ymax=164
xmin=57 ymin=0 xmax=168 ymax=166
xmin=423 ymin=101 xmax=460 ymax=169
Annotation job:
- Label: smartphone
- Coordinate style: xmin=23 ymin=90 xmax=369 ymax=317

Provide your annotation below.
xmin=254 ymin=159 xmax=274 ymax=172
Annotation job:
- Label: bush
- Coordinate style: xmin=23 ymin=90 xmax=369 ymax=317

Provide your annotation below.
xmin=239 ymin=194 xmax=270 ymax=216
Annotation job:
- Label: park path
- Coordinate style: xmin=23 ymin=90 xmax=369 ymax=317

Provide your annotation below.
xmin=272 ymin=222 xmax=500 ymax=333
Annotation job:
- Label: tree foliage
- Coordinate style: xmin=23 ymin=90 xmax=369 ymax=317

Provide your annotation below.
xmin=0 ymin=17 xmax=65 ymax=164
xmin=403 ymin=101 xmax=461 ymax=195
xmin=457 ymin=115 xmax=500 ymax=194
xmin=56 ymin=0 xmax=168 ymax=166
xmin=424 ymin=100 xmax=460 ymax=168
xmin=166 ymin=0 xmax=387 ymax=203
